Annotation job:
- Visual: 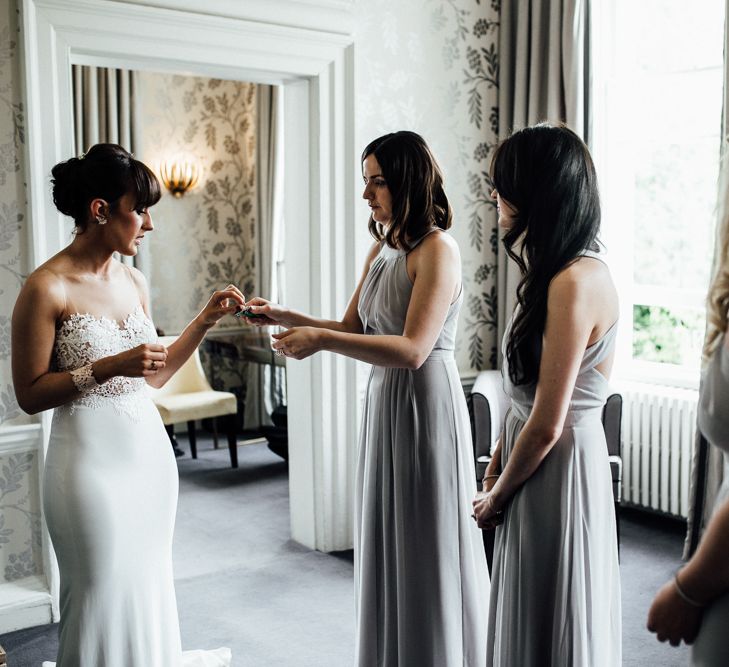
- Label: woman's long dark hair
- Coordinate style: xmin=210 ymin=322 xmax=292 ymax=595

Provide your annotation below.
xmin=491 ymin=123 xmax=601 ymax=386
xmin=362 ymin=131 xmax=452 ymax=250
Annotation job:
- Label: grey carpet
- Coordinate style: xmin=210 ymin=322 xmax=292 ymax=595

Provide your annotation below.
xmin=1 ymin=436 xmax=692 ymax=666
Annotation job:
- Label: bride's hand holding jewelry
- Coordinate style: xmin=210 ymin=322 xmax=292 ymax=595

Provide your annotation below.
xmin=271 ymin=327 xmax=323 ymax=360
xmin=195 ymin=284 xmax=247 ymax=329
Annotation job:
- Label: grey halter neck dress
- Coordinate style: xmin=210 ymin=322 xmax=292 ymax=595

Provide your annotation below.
xmin=487 ymin=255 xmax=622 ymax=667
xmin=354 ymin=230 xmax=489 ymax=667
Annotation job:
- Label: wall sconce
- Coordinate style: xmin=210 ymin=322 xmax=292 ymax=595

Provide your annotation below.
xmin=159 ymin=156 xmax=200 ymax=198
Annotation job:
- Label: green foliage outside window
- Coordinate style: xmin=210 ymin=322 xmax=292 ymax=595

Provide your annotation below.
xmin=633 ymin=305 xmax=704 ymax=366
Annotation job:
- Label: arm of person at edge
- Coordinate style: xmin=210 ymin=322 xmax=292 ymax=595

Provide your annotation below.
xmin=472 ymin=260 xmax=610 ymax=528
xmin=11 ymin=268 xmax=245 ymax=414
xmin=646 ymin=496 xmax=729 ymax=646
xmin=646 ymin=333 xmax=729 ymax=646
xmin=122 ymin=267 xmax=245 ymax=389
xmin=243 ymin=234 xmax=461 ymax=369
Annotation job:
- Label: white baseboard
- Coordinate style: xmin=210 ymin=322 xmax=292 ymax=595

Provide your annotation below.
xmin=0 ymin=575 xmax=53 ymax=634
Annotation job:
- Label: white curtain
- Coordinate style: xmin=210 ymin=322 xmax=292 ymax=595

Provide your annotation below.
xmin=244 ymin=85 xmax=285 ymax=429
xmin=684 ymin=0 xmax=729 ymax=557
xmin=496 ymin=0 xmax=592 ymax=360
xmin=72 ymin=65 xmax=146 ymax=271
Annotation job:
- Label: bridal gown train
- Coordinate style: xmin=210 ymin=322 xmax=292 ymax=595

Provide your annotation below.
xmin=42 ymin=305 xmax=231 ymax=667
xmin=354 ymin=232 xmax=489 ymax=666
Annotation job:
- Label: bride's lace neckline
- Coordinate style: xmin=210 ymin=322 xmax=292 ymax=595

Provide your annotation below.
xmin=53 ymin=303 xmax=156 ymax=420
xmin=57 ymin=303 xmax=146 ymax=332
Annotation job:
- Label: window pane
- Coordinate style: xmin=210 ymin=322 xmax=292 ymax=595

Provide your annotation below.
xmin=632 ymin=304 xmax=704 ymax=367
xmin=609 ymin=0 xmax=725 ymax=369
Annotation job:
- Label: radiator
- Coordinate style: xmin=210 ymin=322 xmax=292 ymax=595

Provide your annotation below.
xmin=620 ymin=382 xmax=698 ymax=518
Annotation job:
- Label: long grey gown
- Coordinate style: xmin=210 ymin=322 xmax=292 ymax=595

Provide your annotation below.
xmin=354 ymin=231 xmax=489 ymax=667
xmin=692 ymin=338 xmax=729 ymax=667
xmin=487 ymin=286 xmax=622 ymax=666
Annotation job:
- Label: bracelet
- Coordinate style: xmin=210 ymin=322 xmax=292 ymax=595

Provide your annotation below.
xmin=483 ymin=474 xmax=500 ymax=480
xmin=70 ymin=364 xmax=98 ymax=394
xmin=674 ymin=570 xmax=704 ymax=608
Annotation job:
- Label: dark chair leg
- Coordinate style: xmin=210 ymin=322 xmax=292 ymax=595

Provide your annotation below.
xmin=166 ymin=424 xmax=185 ymax=458
xmin=187 ymin=420 xmax=198 ymax=459
xmin=212 ymin=418 xmax=219 ymax=449
xmin=226 ymin=414 xmax=238 ymax=468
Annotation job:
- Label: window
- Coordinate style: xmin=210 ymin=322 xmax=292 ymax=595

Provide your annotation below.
xmin=593 ymin=0 xmax=725 ymax=386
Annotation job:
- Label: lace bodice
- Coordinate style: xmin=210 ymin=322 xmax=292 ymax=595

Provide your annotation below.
xmin=53 ymin=304 xmax=157 ymax=419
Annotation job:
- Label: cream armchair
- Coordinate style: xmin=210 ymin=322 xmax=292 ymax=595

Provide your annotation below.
xmin=150 ymin=336 xmax=240 ymax=468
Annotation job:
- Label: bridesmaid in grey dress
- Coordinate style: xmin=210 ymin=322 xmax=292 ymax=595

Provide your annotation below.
xmin=647 ymin=224 xmax=729 ymax=665
xmin=472 ymin=124 xmax=621 ymax=666
xmin=243 ymin=131 xmax=488 ymax=666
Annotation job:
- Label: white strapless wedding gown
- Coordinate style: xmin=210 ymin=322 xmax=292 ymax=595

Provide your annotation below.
xmin=42 ymin=305 xmax=231 ymax=667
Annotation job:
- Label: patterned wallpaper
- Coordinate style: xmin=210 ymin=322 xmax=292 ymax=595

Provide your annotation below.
xmin=0 ymin=451 xmax=43 ymax=581
xmin=0 ymin=0 xmax=42 ymax=584
xmin=0 ymin=0 xmax=25 ymax=425
xmin=136 ymin=73 xmax=258 ymax=334
xmin=354 ymin=0 xmax=501 ymax=372
xmin=136 ymin=72 xmax=259 ymax=424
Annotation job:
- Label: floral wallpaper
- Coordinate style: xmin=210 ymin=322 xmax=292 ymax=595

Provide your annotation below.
xmin=136 ymin=73 xmax=258 ymax=334
xmin=354 ymin=0 xmax=501 ymax=372
xmin=136 ymin=72 xmax=259 ymax=423
xmin=0 ymin=0 xmax=25 ymax=425
xmin=0 ymin=0 xmax=42 ymax=585
xmin=0 ymin=451 xmax=43 ymax=582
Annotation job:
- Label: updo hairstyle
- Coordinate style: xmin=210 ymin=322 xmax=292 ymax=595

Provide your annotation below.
xmin=51 ymin=143 xmax=161 ymax=232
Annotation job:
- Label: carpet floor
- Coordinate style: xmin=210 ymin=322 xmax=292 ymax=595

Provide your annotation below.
xmin=1 ymin=436 xmax=692 ymax=666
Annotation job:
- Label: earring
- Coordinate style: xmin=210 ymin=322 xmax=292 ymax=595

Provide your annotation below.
xmin=96 ymin=215 xmax=107 ymax=225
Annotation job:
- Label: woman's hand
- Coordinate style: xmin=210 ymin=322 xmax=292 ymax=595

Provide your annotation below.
xmin=271 ymin=327 xmax=323 ymax=360
xmin=647 ymin=578 xmax=703 ymax=646
xmin=95 ymin=343 xmax=168 ymax=381
xmin=196 ymin=284 xmax=247 ymax=329
xmin=241 ymin=297 xmax=291 ymax=327
xmin=472 ymin=491 xmax=504 ymax=530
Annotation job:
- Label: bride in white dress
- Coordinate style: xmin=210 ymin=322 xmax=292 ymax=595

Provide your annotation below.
xmin=11 ymin=144 xmax=238 ymax=666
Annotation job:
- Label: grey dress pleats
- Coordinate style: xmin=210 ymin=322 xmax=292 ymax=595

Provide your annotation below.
xmin=355 ymin=233 xmax=489 ymax=667
xmin=487 ymin=298 xmax=622 ymax=666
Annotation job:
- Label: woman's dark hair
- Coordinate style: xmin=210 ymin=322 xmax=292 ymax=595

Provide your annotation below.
xmin=51 ymin=143 xmax=161 ymax=232
xmin=362 ymin=131 xmax=452 ymax=250
xmin=491 ymin=123 xmax=601 ymax=386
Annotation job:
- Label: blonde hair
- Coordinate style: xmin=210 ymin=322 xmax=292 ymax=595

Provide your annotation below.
xmin=704 ymin=211 xmax=729 ymax=363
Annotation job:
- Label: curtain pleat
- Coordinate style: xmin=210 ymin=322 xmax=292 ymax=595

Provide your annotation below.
xmin=72 ymin=65 xmax=143 ymax=270
xmin=244 ymin=84 xmax=285 ymax=429
xmin=496 ymin=0 xmax=591 ymax=362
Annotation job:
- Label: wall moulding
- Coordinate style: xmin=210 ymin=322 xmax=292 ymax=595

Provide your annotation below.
xmin=119 ymin=0 xmax=356 ymax=35
xmin=21 ymin=0 xmax=357 ymax=583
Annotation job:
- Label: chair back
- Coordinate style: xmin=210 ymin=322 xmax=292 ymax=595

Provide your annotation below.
xmin=153 ymin=335 xmax=213 ymax=396
xmin=471 ymin=370 xmax=510 ymax=458
xmin=602 ymin=393 xmax=622 ymax=457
